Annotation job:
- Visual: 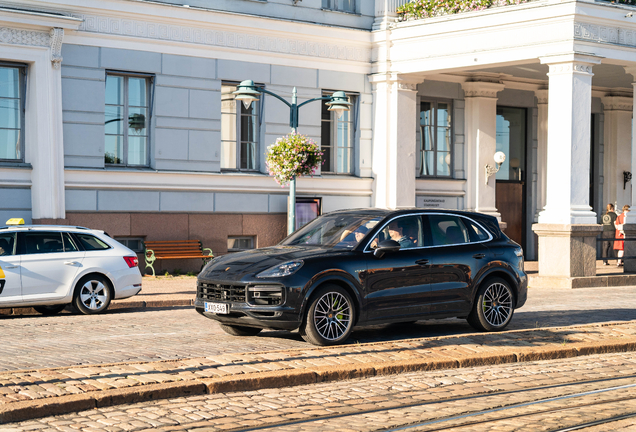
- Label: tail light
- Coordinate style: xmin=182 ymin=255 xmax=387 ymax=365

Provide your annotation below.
xmin=124 ymin=256 xmax=139 ymax=268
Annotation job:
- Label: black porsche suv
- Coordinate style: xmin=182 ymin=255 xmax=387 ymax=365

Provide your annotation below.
xmin=195 ymin=209 xmax=527 ymax=346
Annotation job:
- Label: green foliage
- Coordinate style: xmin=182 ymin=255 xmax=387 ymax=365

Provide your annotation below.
xmin=164 ymin=270 xmax=170 ymax=277
xmin=173 ymin=269 xmax=181 ymax=276
xmin=265 ymin=132 xmax=322 ymax=186
xmin=397 ymin=0 xmax=528 ymax=19
xmin=186 ymin=271 xmax=196 ymax=277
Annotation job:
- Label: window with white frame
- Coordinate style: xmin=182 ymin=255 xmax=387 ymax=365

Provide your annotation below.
xmin=321 ymin=92 xmax=356 ymax=175
xmin=221 ymin=83 xmax=260 ymax=171
xmin=322 ymin=0 xmax=356 ymax=13
xmin=0 ymin=64 xmax=25 ymax=162
xmin=105 ymin=73 xmax=151 ymax=166
xmin=419 ymin=99 xmax=452 ymax=177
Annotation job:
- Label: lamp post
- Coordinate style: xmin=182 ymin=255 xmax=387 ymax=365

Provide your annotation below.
xmin=233 ymin=80 xmax=352 ymax=235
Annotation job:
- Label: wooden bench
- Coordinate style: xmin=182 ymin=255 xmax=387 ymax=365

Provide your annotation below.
xmin=144 ymin=240 xmax=213 ymax=277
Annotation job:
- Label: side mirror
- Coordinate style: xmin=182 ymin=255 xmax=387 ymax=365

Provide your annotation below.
xmin=373 ymin=239 xmax=401 ymax=259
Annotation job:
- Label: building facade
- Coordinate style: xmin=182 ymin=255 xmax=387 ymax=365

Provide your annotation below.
xmin=1 ymin=0 xmax=636 ymax=276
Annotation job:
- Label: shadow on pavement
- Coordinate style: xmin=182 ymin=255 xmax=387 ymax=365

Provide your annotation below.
xmin=259 ymin=308 xmax=636 ymax=345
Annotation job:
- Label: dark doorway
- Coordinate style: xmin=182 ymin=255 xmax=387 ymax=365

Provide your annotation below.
xmin=495 ymin=107 xmax=527 ymax=250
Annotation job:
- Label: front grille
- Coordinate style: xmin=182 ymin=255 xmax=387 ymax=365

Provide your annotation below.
xmin=198 ymin=282 xmax=246 ymax=303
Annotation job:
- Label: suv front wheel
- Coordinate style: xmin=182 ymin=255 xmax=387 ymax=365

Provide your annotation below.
xmin=300 ymin=285 xmax=355 ymax=346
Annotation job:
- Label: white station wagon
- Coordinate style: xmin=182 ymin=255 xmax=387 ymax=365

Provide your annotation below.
xmin=0 ymin=220 xmax=142 ymax=315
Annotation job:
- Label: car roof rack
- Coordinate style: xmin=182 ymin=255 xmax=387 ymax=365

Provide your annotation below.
xmin=0 ymin=225 xmax=92 ymax=231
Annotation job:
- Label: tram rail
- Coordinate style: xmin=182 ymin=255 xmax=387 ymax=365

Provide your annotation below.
xmin=203 ymin=373 xmax=636 ymax=432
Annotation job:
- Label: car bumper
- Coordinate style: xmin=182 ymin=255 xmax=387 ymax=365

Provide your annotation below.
xmin=516 ymin=272 xmax=528 ymax=308
xmin=112 ymin=269 xmax=143 ymax=299
xmin=194 ymin=298 xmax=301 ymax=330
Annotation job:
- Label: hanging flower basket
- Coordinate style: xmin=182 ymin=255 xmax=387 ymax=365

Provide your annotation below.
xmin=265 ymin=132 xmax=323 ymax=186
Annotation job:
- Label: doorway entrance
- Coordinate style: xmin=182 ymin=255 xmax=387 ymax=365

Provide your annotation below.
xmin=495 ymin=107 xmax=527 ymax=250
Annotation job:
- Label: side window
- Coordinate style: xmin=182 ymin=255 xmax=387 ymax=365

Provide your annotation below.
xmin=0 ymin=233 xmax=16 ymax=256
xmin=24 ymin=232 xmax=64 ymax=254
xmin=427 ymin=215 xmax=470 ymax=246
xmin=371 ymin=216 xmax=423 ymax=250
xmin=75 ymin=234 xmax=111 ymax=251
xmin=463 ymin=218 xmax=490 ymax=242
xmin=62 ymin=233 xmax=79 ymax=252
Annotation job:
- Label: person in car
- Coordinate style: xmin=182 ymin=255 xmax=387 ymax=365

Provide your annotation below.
xmin=338 ymin=225 xmax=369 ymax=247
xmin=387 ymin=221 xmax=414 ymax=249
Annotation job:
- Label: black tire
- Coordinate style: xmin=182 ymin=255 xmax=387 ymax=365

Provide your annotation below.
xmin=467 ymin=277 xmax=515 ymax=332
xmin=72 ymin=275 xmax=112 ymax=315
xmin=299 ymin=284 xmax=355 ymax=346
xmin=33 ymin=304 xmax=67 ymax=315
xmin=219 ymin=324 xmax=263 ymax=336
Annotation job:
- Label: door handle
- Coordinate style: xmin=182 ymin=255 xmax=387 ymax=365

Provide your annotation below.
xmin=4 ymin=265 xmax=18 ymax=269
xmin=415 ymin=259 xmax=429 ymax=266
xmin=473 ymin=253 xmax=486 ymax=259
xmin=64 ymin=261 xmax=79 ymax=266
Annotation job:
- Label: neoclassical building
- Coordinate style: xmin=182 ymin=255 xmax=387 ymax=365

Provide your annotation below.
xmin=1 ymin=0 xmax=635 ymax=277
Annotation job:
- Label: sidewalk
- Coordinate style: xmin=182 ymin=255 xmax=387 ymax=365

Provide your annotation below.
xmin=2 ymin=319 xmax=636 ymax=423
xmin=0 ymin=276 xmax=197 ymax=316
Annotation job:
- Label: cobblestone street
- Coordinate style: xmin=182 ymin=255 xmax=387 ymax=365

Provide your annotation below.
xmin=3 ymin=352 xmax=636 ymax=431
xmin=1 ymin=284 xmax=635 ymax=372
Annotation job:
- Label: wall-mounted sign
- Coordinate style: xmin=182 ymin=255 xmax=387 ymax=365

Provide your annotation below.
xmin=417 ymin=196 xmax=459 ymax=210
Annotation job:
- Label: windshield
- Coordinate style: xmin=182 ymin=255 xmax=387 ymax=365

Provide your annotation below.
xmin=283 ymin=214 xmax=382 ymax=249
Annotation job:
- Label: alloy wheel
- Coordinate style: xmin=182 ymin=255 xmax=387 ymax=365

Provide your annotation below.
xmin=313 ymin=291 xmax=352 ymax=341
xmin=482 ymin=282 xmax=513 ymax=327
xmin=79 ymin=280 xmax=109 ymax=311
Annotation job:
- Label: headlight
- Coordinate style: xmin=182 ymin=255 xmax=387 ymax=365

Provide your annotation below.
xmin=515 ymin=248 xmax=524 ymax=257
xmin=257 ymin=260 xmax=304 ymax=278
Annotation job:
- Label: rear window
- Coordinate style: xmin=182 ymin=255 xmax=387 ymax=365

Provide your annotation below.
xmin=75 ymin=233 xmax=111 ymax=251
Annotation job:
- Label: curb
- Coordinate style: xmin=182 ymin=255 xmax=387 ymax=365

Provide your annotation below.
xmin=0 ymin=299 xmax=194 ymax=316
xmin=3 ymin=338 xmax=636 ymax=423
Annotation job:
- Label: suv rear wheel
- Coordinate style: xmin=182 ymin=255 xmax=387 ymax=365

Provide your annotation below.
xmin=467 ymin=277 xmax=515 ymax=332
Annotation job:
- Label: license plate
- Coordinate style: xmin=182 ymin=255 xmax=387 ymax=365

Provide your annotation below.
xmin=205 ymin=302 xmax=229 ymax=314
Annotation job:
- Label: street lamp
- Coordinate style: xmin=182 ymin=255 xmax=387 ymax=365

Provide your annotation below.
xmin=234 ymin=80 xmax=352 ymax=234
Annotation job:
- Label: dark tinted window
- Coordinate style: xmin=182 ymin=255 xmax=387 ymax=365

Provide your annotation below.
xmin=62 ymin=232 xmax=79 ymax=252
xmin=0 ymin=233 xmax=16 ymax=256
xmin=463 ymin=218 xmax=490 ymax=242
xmin=24 ymin=232 xmax=64 ymax=254
xmin=75 ymin=234 xmax=111 ymax=251
xmin=427 ymin=215 xmax=470 ymax=246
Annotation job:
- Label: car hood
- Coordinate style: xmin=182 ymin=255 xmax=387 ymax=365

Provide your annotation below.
xmin=199 ymin=245 xmax=350 ymax=282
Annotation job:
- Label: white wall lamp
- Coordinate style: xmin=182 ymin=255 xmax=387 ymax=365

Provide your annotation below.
xmin=485 ymin=151 xmax=506 ymax=185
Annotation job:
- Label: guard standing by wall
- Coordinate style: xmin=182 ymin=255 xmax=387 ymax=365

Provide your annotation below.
xmin=602 ymin=203 xmax=618 ymax=265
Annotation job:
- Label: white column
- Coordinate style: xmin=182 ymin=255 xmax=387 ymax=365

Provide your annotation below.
xmin=601 ymin=96 xmax=633 ymax=209
xmin=534 ymin=89 xmax=548 ymax=222
xmin=31 ymin=28 xmax=66 ymax=221
xmin=462 ymin=81 xmax=504 ymax=219
xmin=370 ymin=73 xmax=418 ymax=209
xmin=537 ymin=54 xmax=601 ymax=225
xmin=626 ymin=67 xmax=636 ymax=209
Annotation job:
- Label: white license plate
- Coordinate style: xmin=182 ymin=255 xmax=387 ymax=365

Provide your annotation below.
xmin=205 ymin=302 xmax=229 ymax=314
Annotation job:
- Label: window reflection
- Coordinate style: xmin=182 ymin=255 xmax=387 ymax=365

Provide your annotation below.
xmin=0 ymin=66 xmax=23 ymax=161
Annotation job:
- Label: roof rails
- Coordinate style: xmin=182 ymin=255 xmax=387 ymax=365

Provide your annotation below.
xmin=0 ymin=225 xmax=92 ymax=231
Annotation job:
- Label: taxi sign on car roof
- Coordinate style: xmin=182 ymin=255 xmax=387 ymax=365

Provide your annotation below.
xmin=6 ymin=218 xmax=24 ymax=226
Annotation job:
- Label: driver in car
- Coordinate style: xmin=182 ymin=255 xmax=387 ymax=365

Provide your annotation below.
xmin=387 ymin=221 xmax=414 ymax=249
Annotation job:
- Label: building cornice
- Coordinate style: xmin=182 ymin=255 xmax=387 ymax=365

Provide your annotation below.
xmin=64 ymin=169 xmax=374 ymax=197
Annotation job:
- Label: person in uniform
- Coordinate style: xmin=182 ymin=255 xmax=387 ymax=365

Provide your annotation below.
xmin=614 ymin=204 xmax=631 ymax=267
xmin=602 ymin=203 xmax=617 ymax=265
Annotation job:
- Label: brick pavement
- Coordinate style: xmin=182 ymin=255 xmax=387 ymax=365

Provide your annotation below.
xmin=4 ymin=352 xmax=636 ymax=431
xmin=3 ymin=320 xmax=636 ymax=423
